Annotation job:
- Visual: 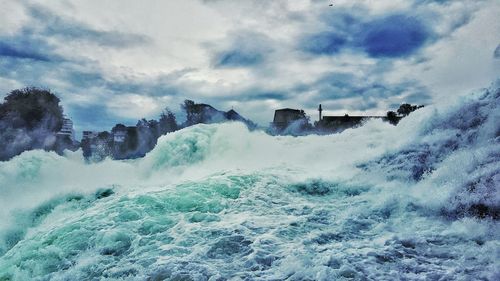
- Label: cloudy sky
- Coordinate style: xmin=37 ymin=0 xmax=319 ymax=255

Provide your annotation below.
xmin=1 ymin=0 xmax=499 ymax=132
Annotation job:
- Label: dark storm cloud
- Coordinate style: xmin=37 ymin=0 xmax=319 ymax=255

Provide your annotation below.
xmin=0 ymin=49 xmax=186 ymax=130
xmin=357 ymin=15 xmax=432 ymax=58
xmin=314 ymin=72 xmax=431 ymax=100
xmin=0 ymin=41 xmax=50 ymax=61
xmin=299 ymin=6 xmax=355 ymax=56
xmin=300 ymin=31 xmax=347 ymax=55
xmin=0 ymin=1 xmax=155 ymax=113
xmin=0 ymin=30 xmax=64 ymax=62
xmin=286 ymin=71 xmax=432 ymax=111
xmin=300 ymin=10 xmax=434 ymax=59
xmin=64 ymin=71 xmax=106 ymax=89
xmin=61 ymin=66 xmax=188 ymax=98
xmin=0 ymin=0 xmax=491 ymax=128
xmin=27 ymin=4 xmax=151 ymax=48
xmin=235 ymin=90 xmax=288 ymax=101
xmin=212 ymin=31 xmax=273 ymax=68
xmin=215 ymin=50 xmax=264 ymax=67
xmin=0 ymin=3 xmax=149 ymax=68
xmin=252 ymin=91 xmax=288 ymax=101
xmin=0 ymin=54 xmax=102 ymax=93
xmin=0 ymin=2 xmax=161 ymax=129
xmin=0 ymin=55 xmax=61 ymax=88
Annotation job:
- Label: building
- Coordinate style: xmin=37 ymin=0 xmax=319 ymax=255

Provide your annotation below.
xmin=272 ymin=108 xmax=308 ymax=130
xmin=57 ymin=116 xmax=75 ymax=141
xmin=110 ymin=124 xmax=134 ymax=143
xmin=316 ymin=104 xmax=400 ymax=132
xmin=318 ymin=114 xmax=384 ymax=130
xmin=82 ymin=131 xmax=98 ymax=141
xmin=113 ymin=130 xmax=127 ymax=143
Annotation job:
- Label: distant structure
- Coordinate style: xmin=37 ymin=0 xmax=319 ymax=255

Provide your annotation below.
xmin=318 ymin=114 xmax=384 ymax=130
xmin=81 ymin=131 xmax=99 ymax=157
xmin=113 ymin=129 xmax=127 ymax=143
xmin=57 ymin=116 xmax=75 ymax=141
xmin=272 ymin=108 xmax=308 ymax=131
xmin=316 ymin=104 xmax=401 ymax=132
xmin=82 ymin=131 xmax=98 ymax=141
xmin=271 ymin=102 xmax=422 ymax=135
xmin=78 ymin=100 xmax=257 ymax=161
xmin=181 ymin=100 xmax=256 ymax=129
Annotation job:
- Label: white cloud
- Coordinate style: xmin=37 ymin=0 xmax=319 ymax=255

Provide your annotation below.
xmin=29 ymin=0 xmax=229 ymax=75
xmin=0 ymin=0 xmax=29 ymax=35
xmin=106 ymin=94 xmax=166 ymax=119
xmin=0 ymin=0 xmax=498 ymax=129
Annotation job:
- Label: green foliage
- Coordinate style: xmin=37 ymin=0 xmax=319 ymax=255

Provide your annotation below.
xmin=181 ymin=99 xmax=205 ymax=126
xmin=384 ymin=104 xmax=423 ymax=126
xmin=0 ymin=87 xmax=63 ymax=131
xmin=0 ymin=87 xmax=65 ymax=160
xmin=159 ymin=107 xmax=178 ymax=134
xmin=386 ymin=110 xmax=399 ymax=125
xmin=397 ymin=103 xmax=424 ymax=116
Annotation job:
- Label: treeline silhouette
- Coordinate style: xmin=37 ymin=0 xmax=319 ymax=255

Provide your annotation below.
xmin=386 ymin=104 xmax=425 ymax=125
xmin=82 ymin=99 xmax=256 ymax=161
xmin=0 ymin=87 xmax=256 ymax=161
xmin=81 ymin=108 xmax=179 ymax=161
xmin=0 ymin=87 xmax=423 ymax=161
xmin=0 ymin=87 xmax=76 ymax=160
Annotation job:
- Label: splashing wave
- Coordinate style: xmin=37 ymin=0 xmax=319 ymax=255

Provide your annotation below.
xmin=0 ymin=84 xmax=499 ymax=280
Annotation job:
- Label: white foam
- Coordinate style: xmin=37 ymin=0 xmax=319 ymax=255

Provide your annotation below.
xmin=0 ymin=83 xmax=498 ymax=280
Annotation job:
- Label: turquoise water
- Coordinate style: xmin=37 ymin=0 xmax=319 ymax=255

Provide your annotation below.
xmin=0 ymin=86 xmax=499 ymax=280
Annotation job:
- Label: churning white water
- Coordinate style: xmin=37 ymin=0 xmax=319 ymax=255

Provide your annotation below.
xmin=0 ymin=84 xmax=498 ymax=280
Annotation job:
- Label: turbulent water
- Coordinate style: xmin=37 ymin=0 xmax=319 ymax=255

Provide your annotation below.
xmin=0 ymin=85 xmax=499 ymax=281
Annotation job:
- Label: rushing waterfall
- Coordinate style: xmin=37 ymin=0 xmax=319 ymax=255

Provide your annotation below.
xmin=0 ymin=84 xmax=498 ymax=280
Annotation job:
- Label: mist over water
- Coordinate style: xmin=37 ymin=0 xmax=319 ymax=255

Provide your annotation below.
xmin=0 ymin=85 xmax=499 ymax=280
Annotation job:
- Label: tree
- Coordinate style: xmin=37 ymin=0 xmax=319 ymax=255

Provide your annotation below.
xmin=397 ymin=104 xmax=413 ymax=116
xmin=148 ymin=119 xmax=159 ymax=137
xmin=159 ymin=107 xmax=178 ymax=134
xmin=181 ymin=100 xmax=196 ymax=124
xmin=136 ymin=118 xmax=158 ymax=155
xmin=181 ymin=99 xmax=202 ymax=126
xmin=386 ymin=110 xmax=399 ymax=125
xmin=297 ymin=110 xmax=313 ymax=132
xmin=180 ymin=99 xmax=217 ymax=126
xmin=0 ymin=87 xmax=65 ymax=160
xmin=0 ymin=87 xmax=63 ymax=130
xmin=397 ymin=103 xmax=424 ymax=116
